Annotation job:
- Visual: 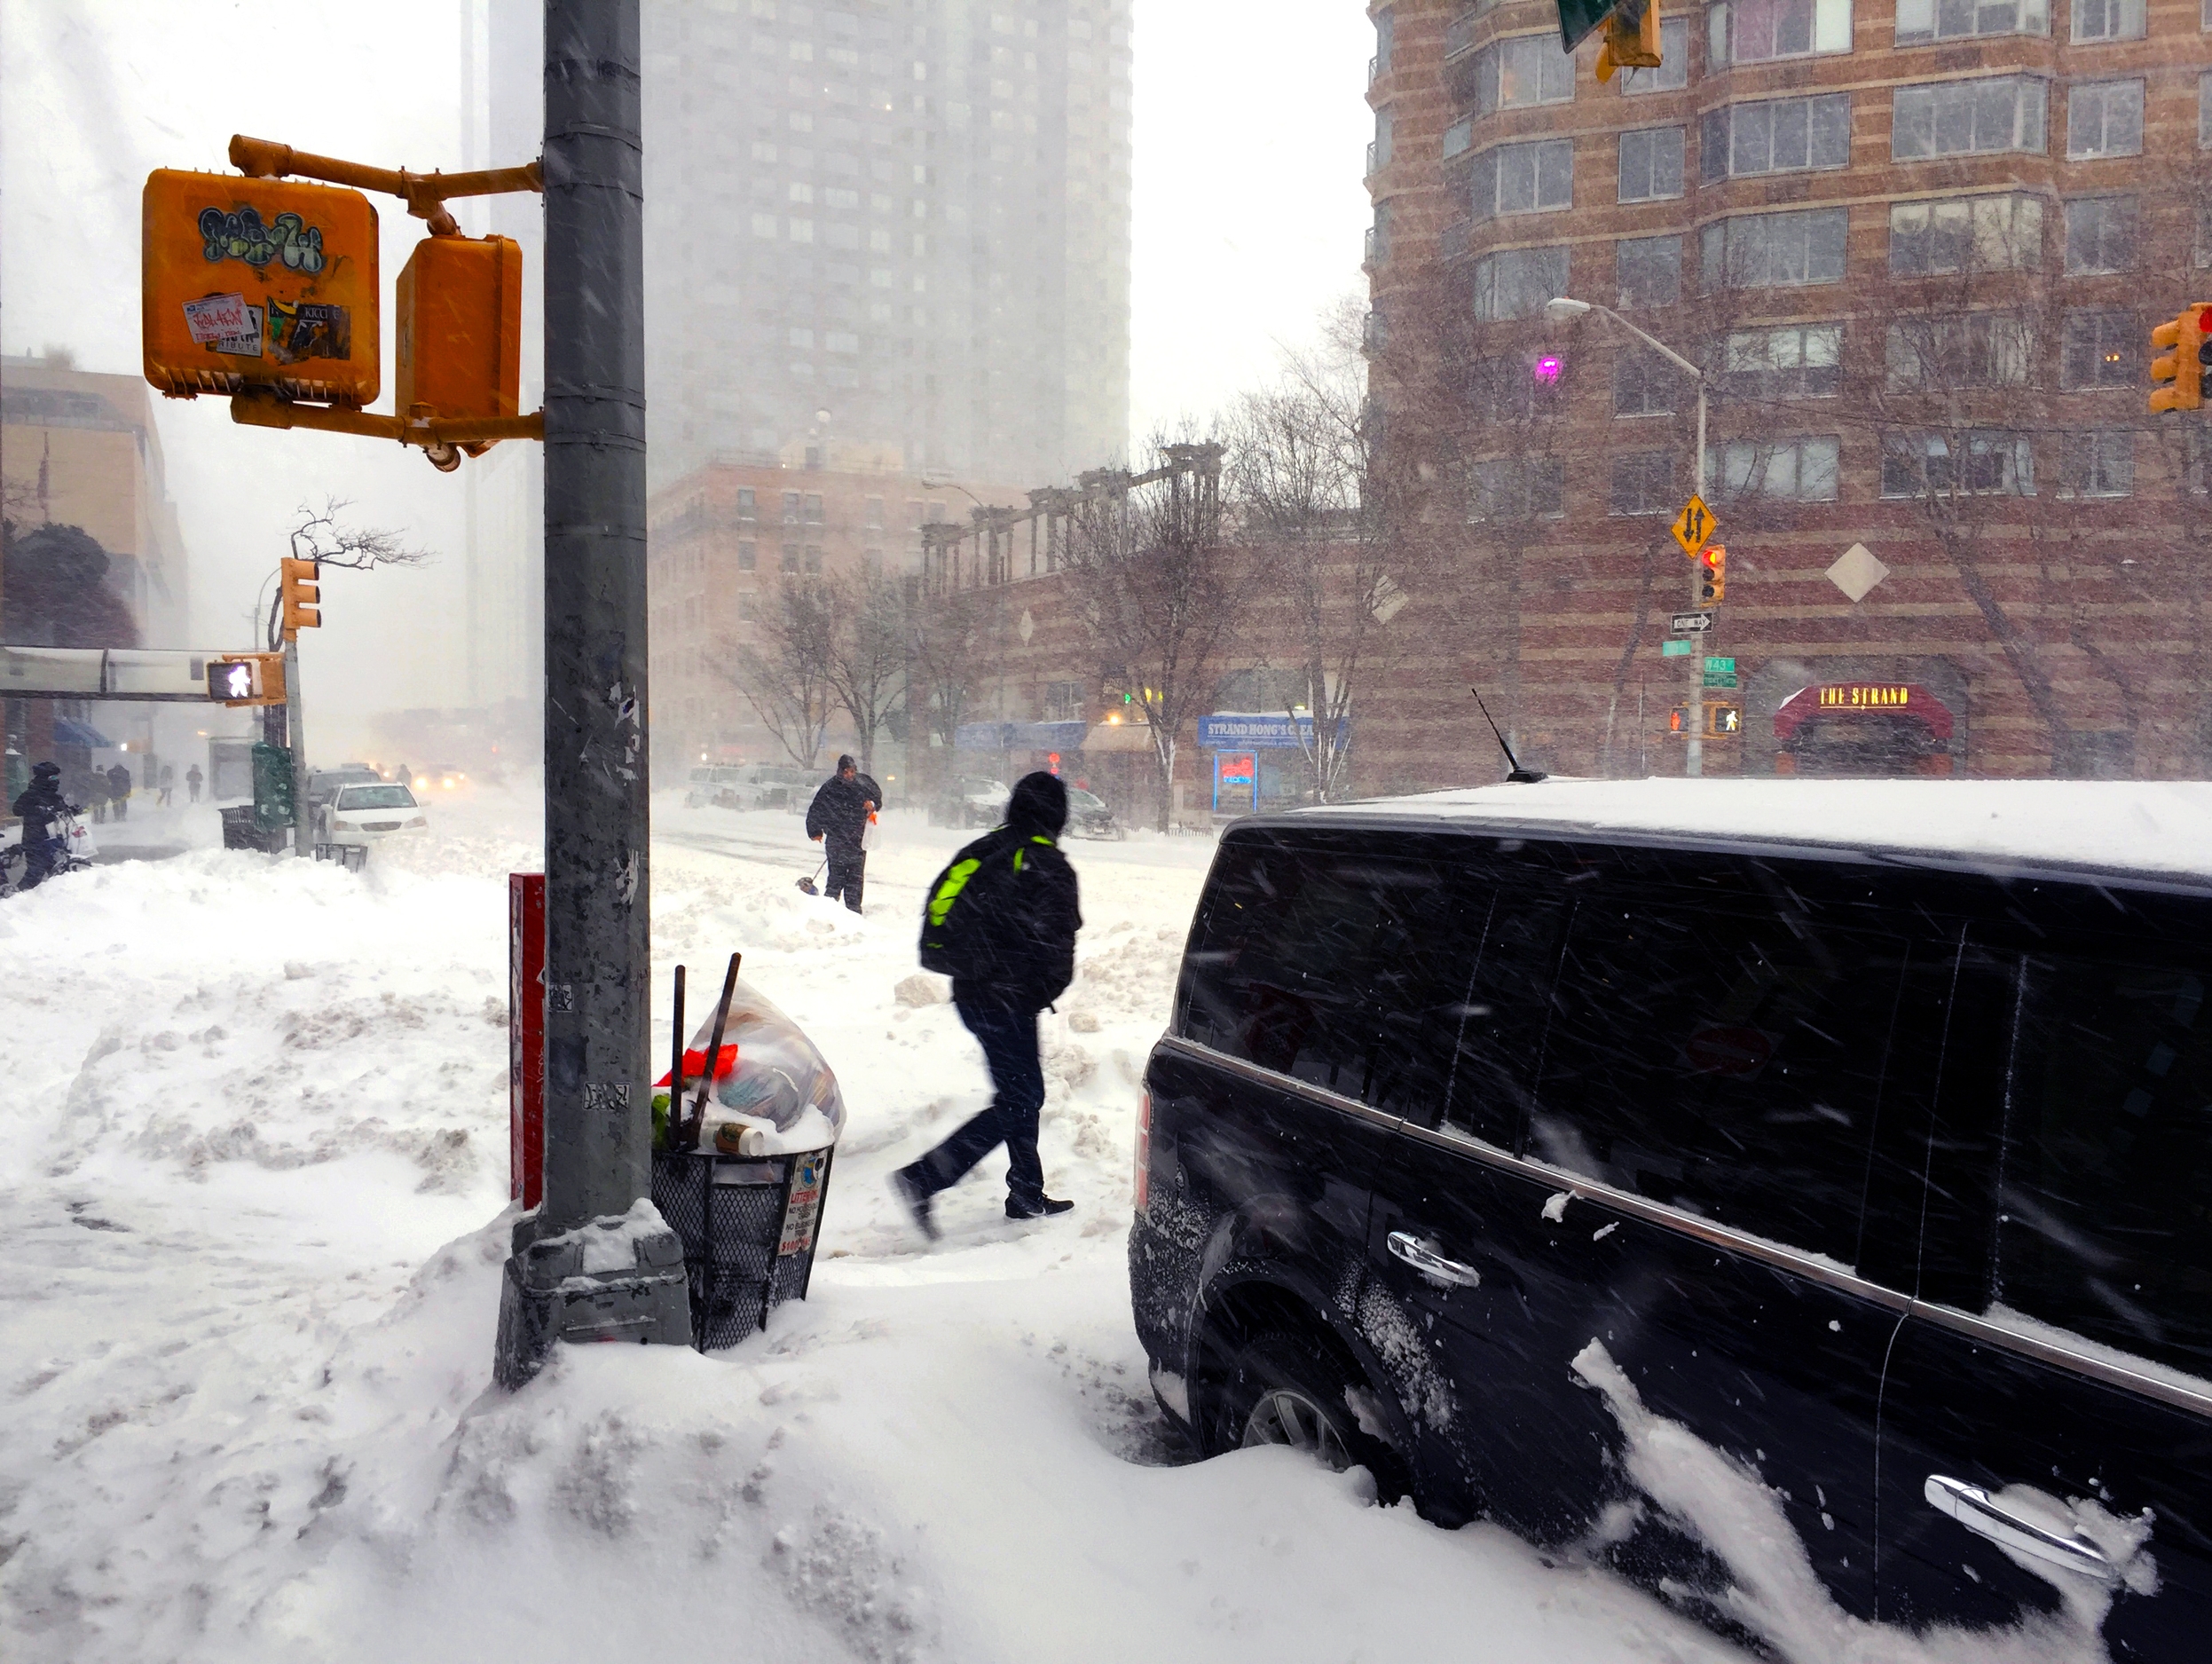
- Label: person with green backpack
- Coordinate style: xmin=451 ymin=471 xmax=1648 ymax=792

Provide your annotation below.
xmin=893 ymin=771 xmax=1083 ymax=1237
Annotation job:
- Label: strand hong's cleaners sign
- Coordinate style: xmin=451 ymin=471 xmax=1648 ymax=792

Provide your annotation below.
xmin=1196 ymin=714 xmax=1351 ymax=750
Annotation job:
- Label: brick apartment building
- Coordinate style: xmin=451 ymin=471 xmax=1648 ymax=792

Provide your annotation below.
xmin=1362 ymin=0 xmax=2212 ymax=780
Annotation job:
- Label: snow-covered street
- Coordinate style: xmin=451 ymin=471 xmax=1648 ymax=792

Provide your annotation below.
xmin=0 ymin=793 xmax=1773 ymax=1663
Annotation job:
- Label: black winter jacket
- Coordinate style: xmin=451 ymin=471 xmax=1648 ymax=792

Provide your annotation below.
xmin=11 ymin=779 xmax=67 ymax=842
xmin=939 ymin=824 xmax=1082 ymax=1013
xmin=805 ymin=771 xmax=881 ymax=850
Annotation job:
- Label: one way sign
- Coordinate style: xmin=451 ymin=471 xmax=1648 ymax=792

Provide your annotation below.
xmin=1670 ymin=611 xmax=1715 ymax=633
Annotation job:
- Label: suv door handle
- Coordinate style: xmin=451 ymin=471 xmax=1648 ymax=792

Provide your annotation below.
xmin=1923 ymin=1474 xmax=2118 ymax=1584
xmin=1387 ymin=1231 xmax=1483 ymax=1288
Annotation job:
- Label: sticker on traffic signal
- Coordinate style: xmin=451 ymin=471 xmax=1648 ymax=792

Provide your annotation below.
xmin=143 ymin=170 xmax=380 ymax=405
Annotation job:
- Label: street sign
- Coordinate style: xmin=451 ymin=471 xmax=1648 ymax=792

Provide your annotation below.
xmin=1670 ymin=611 xmax=1714 ymax=633
xmin=1661 ymin=640 xmax=1693 ymax=658
xmin=1671 ymin=494 xmax=1718 ymax=558
xmin=1704 ymin=672 xmax=1739 ymax=690
xmin=1704 ymin=656 xmax=1736 ymax=673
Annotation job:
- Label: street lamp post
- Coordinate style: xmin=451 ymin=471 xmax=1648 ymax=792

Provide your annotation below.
xmin=1546 ymin=296 xmax=1710 ymax=778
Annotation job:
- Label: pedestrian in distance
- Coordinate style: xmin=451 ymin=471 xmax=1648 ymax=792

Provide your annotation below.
xmin=185 ymin=763 xmax=203 ymax=804
xmin=82 ymin=768 xmax=108 ymax=824
xmin=805 ymin=753 xmax=881 ymax=913
xmin=157 ymin=762 xmax=175 ymax=807
xmin=10 ymin=761 xmax=74 ymax=892
xmin=392 ymin=762 xmax=412 ymax=789
xmin=893 ymin=770 xmax=1082 ymax=1237
xmin=106 ymin=761 xmax=130 ymax=822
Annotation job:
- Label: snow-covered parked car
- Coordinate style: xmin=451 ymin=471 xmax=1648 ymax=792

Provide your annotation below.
xmin=319 ymin=782 xmax=427 ymax=848
xmin=1131 ymin=778 xmax=2212 ymax=1658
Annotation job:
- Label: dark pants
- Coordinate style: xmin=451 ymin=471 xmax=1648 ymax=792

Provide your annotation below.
xmin=912 ymin=996 xmax=1045 ymax=1208
xmin=19 ymin=837 xmax=58 ymax=892
xmin=824 ymin=843 xmax=865 ymax=911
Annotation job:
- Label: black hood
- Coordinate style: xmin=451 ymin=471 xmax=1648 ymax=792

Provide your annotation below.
xmin=1005 ymin=770 xmax=1067 ymax=836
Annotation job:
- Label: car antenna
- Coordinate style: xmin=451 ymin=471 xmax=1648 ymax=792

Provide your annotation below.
xmin=1471 ymin=689 xmax=1547 ymax=784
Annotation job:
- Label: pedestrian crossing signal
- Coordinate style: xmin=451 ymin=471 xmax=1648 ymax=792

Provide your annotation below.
xmin=207 ymin=652 xmax=286 ymax=706
xmin=1668 ymin=705 xmax=1691 ymax=734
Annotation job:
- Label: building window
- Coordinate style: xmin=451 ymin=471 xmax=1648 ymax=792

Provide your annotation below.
xmin=803 ymin=493 xmax=824 ymax=523
xmin=2073 ymin=0 xmax=2144 ymax=39
xmin=802 ymin=544 xmax=824 ymax=574
xmin=739 ymin=595 xmax=758 ymax=621
xmin=1614 ymin=351 xmax=1679 ymax=415
xmin=1705 ymin=436 xmax=1841 ymax=501
xmin=1444 ymin=119 xmax=1473 ymax=158
xmin=1610 ymin=450 xmax=1678 ymax=514
xmin=1881 ymin=430 xmax=2033 ymax=496
xmin=783 ymin=491 xmax=802 ymax=523
xmin=2068 ymin=79 xmax=2145 ymax=159
xmin=1474 ymin=245 xmax=1571 ymax=320
xmin=1468 ymin=353 xmax=1568 ymax=420
xmin=1371 ymin=107 xmax=1393 ymax=172
xmin=1468 ymin=456 xmax=1565 ymax=522
xmin=736 ymin=486 xmax=757 ymax=518
xmin=1892 ymin=76 xmax=2048 ymax=160
xmin=1721 ymin=323 xmax=1844 ymax=397
xmin=1700 ymin=93 xmax=1851 ymax=181
xmin=866 ymin=496 xmax=885 ymax=528
xmin=1620 ymin=15 xmax=1691 ymax=91
xmin=1885 ymin=313 xmax=2032 ymax=390
xmin=2064 ymin=195 xmax=2137 ymax=274
xmin=738 ymin=540 xmax=757 ymax=572
xmin=1897 ymin=0 xmax=2046 ymax=41
xmin=2055 ymin=430 xmax=2135 ymax=498
xmin=1890 ymin=193 xmax=2043 ymax=274
xmin=1043 ymin=680 xmax=1086 ymax=722
xmin=1709 ymin=0 xmax=1853 ymax=65
xmin=2061 ymin=309 xmax=2138 ymax=388
xmin=1471 ymin=139 xmax=1575 ymax=220
xmin=1474 ymin=33 xmax=1575 ymax=114
xmin=1618 ymin=127 xmax=1687 ymax=202
xmin=1617 ymin=234 xmax=1682 ymax=306
xmin=2202 ymin=72 xmax=2212 ymax=146
xmin=782 ymin=541 xmax=802 ymax=569
xmin=1701 ymin=208 xmax=1849 ymax=289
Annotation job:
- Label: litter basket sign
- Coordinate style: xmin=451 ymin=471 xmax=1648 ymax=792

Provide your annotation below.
xmin=779 ymin=1151 xmax=827 ymax=1257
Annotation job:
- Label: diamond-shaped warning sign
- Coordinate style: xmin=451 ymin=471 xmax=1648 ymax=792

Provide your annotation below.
xmin=1672 ymin=495 xmax=1718 ymax=557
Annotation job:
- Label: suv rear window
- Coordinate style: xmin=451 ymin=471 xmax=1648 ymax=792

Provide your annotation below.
xmin=1179 ymin=832 xmax=1483 ymax=1118
xmin=1998 ymin=950 xmax=2212 ymax=1377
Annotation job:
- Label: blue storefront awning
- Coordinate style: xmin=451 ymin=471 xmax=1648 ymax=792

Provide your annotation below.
xmin=54 ymin=718 xmax=113 ymax=749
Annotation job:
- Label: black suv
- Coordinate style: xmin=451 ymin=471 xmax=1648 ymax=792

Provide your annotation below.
xmin=1130 ymin=792 xmax=2209 ymax=1655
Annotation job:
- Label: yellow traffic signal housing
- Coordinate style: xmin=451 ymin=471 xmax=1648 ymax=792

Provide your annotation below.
xmin=1698 ymin=544 xmax=1727 ymax=605
xmin=142 ymin=170 xmax=379 ymax=406
xmin=207 ymin=652 xmax=287 ymax=707
xmin=1594 ymin=0 xmax=1663 ymax=83
xmin=2150 ymin=304 xmax=2210 ymax=414
xmin=396 ymin=234 xmax=523 ymax=423
xmin=280 ymin=557 xmax=321 ymax=639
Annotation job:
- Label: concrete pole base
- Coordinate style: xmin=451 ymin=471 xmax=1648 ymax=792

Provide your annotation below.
xmin=492 ymin=1206 xmax=694 ymax=1390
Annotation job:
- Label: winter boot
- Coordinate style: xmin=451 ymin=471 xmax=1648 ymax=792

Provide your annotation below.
xmin=1005 ymin=1195 xmax=1075 ymax=1220
xmin=891 ymin=1165 xmax=939 ymax=1241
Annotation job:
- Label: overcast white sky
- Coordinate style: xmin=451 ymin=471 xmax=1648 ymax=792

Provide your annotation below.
xmin=1 ymin=0 xmax=1374 ymax=748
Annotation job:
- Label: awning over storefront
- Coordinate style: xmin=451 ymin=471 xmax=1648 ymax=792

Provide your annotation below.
xmin=1774 ymin=682 xmax=1953 ymax=743
xmin=952 ymin=720 xmax=1090 ymax=753
xmin=54 ymin=718 xmax=113 ymax=749
xmin=1081 ymin=720 xmax=1154 ymax=753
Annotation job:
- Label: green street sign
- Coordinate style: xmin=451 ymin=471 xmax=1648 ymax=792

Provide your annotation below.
xmin=1704 ymin=656 xmax=1736 ymax=673
xmin=1661 ymin=640 xmax=1693 ymax=658
xmin=1555 ymin=0 xmax=1617 ymax=50
xmin=1703 ymin=671 xmax=1739 ymax=690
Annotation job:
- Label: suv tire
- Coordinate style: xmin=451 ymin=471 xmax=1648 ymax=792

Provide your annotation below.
xmin=1216 ymin=1330 xmax=1405 ymax=1499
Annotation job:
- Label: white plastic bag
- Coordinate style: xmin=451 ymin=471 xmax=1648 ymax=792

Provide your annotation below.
xmin=861 ymin=809 xmax=878 ymax=852
xmin=663 ymin=975 xmax=846 ymax=1156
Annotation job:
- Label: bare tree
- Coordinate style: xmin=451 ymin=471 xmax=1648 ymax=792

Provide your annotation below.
xmin=724 ymin=576 xmax=838 ymax=771
xmin=908 ymin=579 xmax=991 ymax=760
xmin=1221 ymin=312 xmax=1406 ymax=805
xmin=260 ymin=498 xmax=433 ymax=650
xmin=823 ymin=570 xmax=907 ymax=777
xmin=1061 ymin=438 xmax=1243 ymax=830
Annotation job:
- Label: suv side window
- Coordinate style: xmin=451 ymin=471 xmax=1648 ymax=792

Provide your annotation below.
xmin=1444 ymin=883 xmax=1568 ymax=1149
xmin=1179 ymin=832 xmax=1481 ymax=1118
xmin=1531 ymin=873 xmax=1911 ymax=1266
xmin=1998 ymin=948 xmax=2212 ymax=1377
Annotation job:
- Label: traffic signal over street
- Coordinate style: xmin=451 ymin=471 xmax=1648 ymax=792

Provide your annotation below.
xmin=280 ymin=556 xmax=321 ymax=639
xmin=1698 ymin=545 xmax=1727 ymax=605
xmin=2150 ymin=304 xmax=2212 ymax=414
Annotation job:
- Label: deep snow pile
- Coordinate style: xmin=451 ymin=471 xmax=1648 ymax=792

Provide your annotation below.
xmin=0 ymin=789 xmax=2110 ymax=1663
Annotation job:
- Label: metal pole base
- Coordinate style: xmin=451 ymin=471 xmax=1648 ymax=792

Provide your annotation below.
xmin=492 ymin=1206 xmax=693 ymax=1390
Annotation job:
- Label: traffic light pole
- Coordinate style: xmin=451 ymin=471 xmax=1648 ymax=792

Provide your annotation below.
xmin=494 ymin=0 xmax=689 ymax=1387
xmin=285 ymin=635 xmax=310 ymax=855
xmin=1688 ymin=380 xmax=1706 ymax=778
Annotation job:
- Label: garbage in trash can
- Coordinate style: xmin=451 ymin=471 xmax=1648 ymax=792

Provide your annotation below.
xmin=650 ymin=957 xmax=846 ymax=1351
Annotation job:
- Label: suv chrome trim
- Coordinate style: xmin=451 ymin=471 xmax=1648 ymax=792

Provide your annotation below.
xmin=1153 ymin=1037 xmax=2212 ymax=1422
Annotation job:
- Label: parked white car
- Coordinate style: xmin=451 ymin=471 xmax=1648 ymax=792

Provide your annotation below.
xmin=320 ymin=783 xmax=428 ymax=848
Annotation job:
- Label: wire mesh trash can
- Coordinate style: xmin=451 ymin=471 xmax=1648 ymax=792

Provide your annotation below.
xmin=651 ymin=1147 xmax=834 ymax=1351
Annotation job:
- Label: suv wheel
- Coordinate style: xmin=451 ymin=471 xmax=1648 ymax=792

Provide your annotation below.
xmin=1218 ymin=1331 xmax=1404 ymax=1494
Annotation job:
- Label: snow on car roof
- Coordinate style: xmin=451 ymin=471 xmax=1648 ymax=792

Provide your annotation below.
xmin=1287 ymin=777 xmax=2212 ymax=886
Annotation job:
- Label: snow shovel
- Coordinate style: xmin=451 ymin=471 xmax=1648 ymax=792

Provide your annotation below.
xmin=796 ymin=856 xmax=824 ymax=895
